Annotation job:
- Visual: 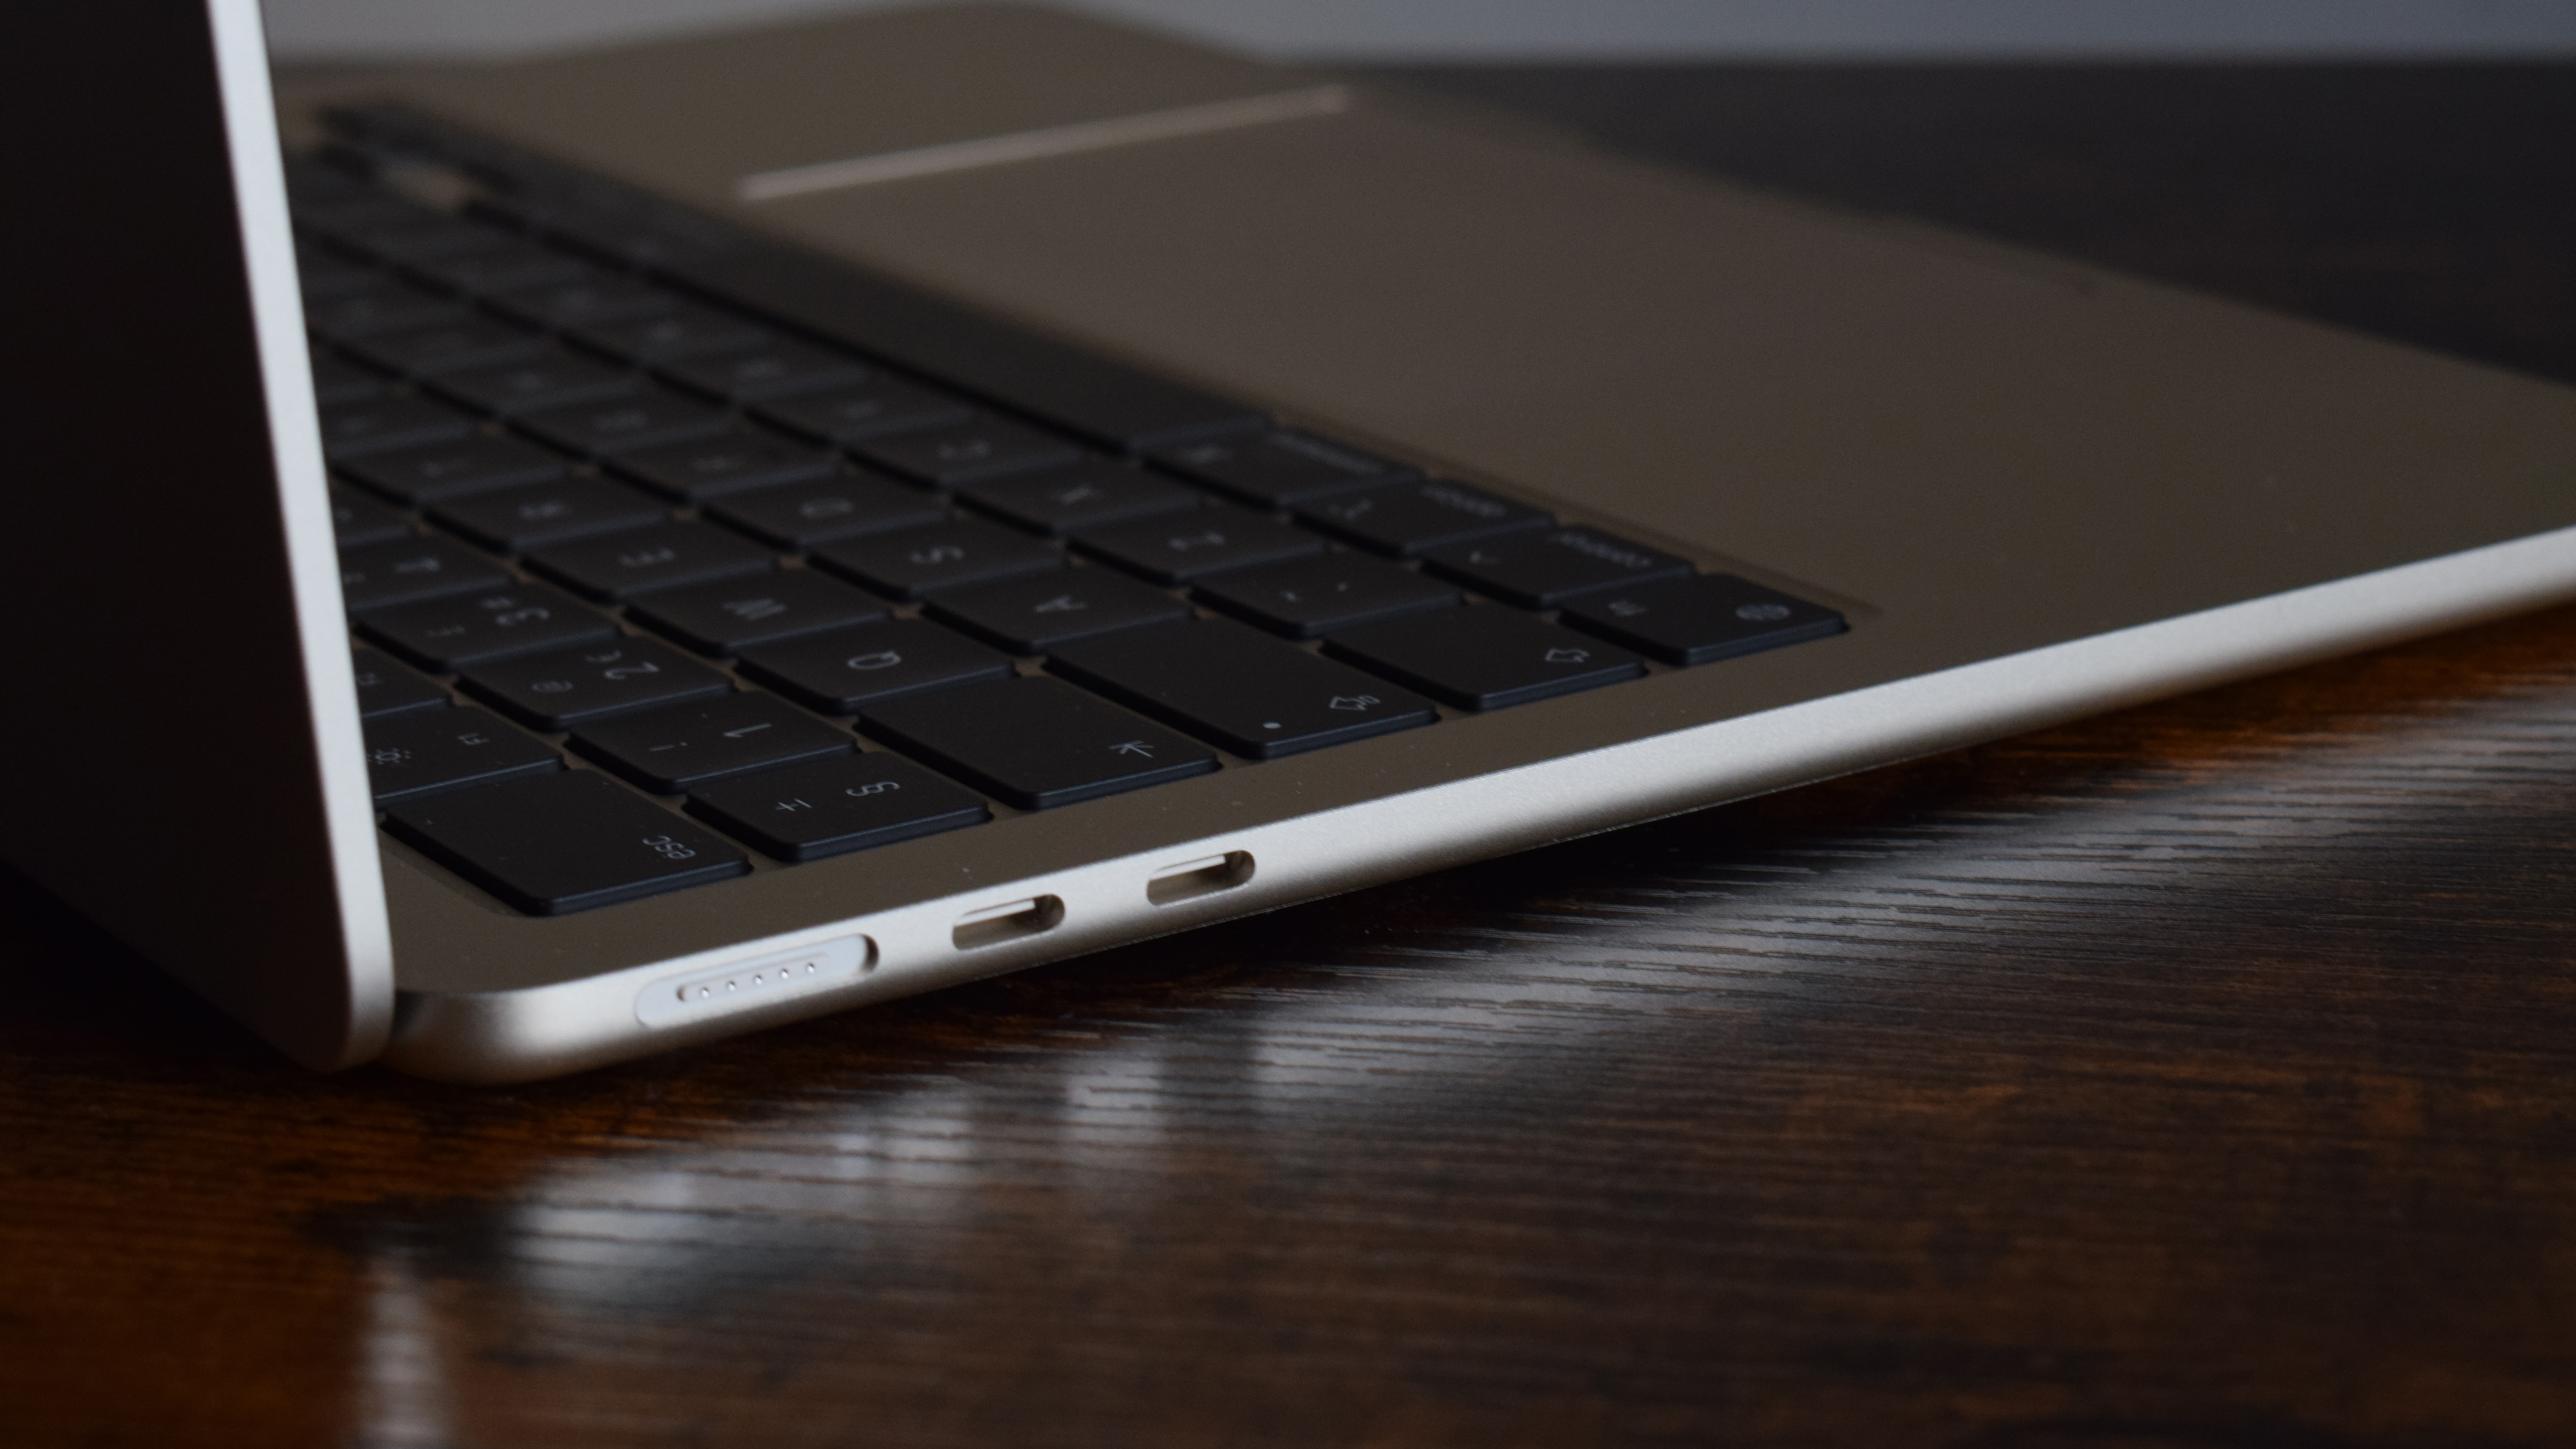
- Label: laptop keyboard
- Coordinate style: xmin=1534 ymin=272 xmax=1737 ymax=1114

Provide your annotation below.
xmin=292 ymin=152 xmax=1848 ymax=916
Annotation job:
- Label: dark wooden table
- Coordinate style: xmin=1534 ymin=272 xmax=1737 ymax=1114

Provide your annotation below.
xmin=9 ymin=64 xmax=2576 ymax=1449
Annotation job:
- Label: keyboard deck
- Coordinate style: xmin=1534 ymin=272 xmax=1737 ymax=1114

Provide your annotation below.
xmin=295 ymin=151 xmax=1847 ymax=916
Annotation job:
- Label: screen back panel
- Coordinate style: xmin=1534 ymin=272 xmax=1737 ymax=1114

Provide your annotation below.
xmin=0 ymin=0 xmax=391 ymax=1067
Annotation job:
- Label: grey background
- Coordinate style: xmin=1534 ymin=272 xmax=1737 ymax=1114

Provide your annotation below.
xmin=263 ymin=0 xmax=2576 ymax=63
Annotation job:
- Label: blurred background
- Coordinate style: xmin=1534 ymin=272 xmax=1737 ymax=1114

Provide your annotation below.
xmin=264 ymin=0 xmax=2576 ymax=63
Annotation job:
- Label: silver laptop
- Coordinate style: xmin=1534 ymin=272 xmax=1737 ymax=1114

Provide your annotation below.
xmin=10 ymin=1 xmax=2574 ymax=1080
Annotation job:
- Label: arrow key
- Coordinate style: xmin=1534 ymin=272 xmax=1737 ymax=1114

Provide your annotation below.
xmin=1050 ymin=618 xmax=1437 ymax=759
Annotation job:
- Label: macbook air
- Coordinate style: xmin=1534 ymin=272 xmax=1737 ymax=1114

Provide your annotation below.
xmin=9 ymin=1 xmax=2574 ymax=1079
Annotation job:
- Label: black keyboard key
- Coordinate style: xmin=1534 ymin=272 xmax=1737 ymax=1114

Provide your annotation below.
xmin=570 ymin=692 xmax=853 ymax=793
xmin=854 ymin=417 xmax=1083 ymax=487
xmin=1559 ymin=573 xmax=1848 ymax=664
xmin=626 ymin=570 xmax=887 ymax=655
xmin=483 ymin=275 xmax=677 ymax=330
xmin=737 ymin=618 xmax=1015 ymax=713
xmin=754 ymin=380 xmax=974 ymax=445
xmin=956 ymin=461 xmax=1198 ymax=536
xmin=687 ymin=752 xmax=990 ymax=862
xmin=334 ymin=433 xmax=567 ymax=505
xmin=1421 ymin=526 xmax=1695 ymax=608
xmin=338 ymin=216 xmax=513 ymax=268
xmin=1193 ymin=553 xmax=1462 ymax=638
xmin=923 ymin=568 xmax=1190 ymax=653
xmin=1297 ymin=479 xmax=1553 ymax=558
xmin=345 ymin=315 xmax=549 ymax=379
xmin=356 ymin=579 xmax=620 ymax=671
xmin=1050 ymin=618 xmax=1437 ymax=760
xmin=306 ymin=285 xmax=462 ymax=343
xmin=703 ymin=473 xmax=946 ymax=549
xmin=364 ymin=704 xmax=561 ymax=804
xmin=523 ymin=519 xmax=776 ymax=601
xmin=809 ymin=517 xmax=1061 ymax=600
xmin=429 ymin=477 xmax=668 ymax=552
xmin=515 ymin=389 xmax=733 ymax=457
xmin=694 ymin=239 xmax=1268 ymax=449
xmin=383 ymin=770 xmax=747 ymax=916
xmin=352 ymin=647 xmax=449 ymax=718
xmin=461 ymin=637 xmax=732 ymax=729
xmin=572 ymin=304 xmax=768 ymax=364
xmin=408 ymin=242 xmax=591 ymax=297
xmin=432 ymin=353 xmax=641 ymax=415
xmin=1324 ymin=606 xmax=1645 ymax=711
xmin=1072 ymin=508 xmax=1325 ymax=585
xmin=860 ymin=675 xmax=1218 ymax=810
xmin=330 ymin=487 xmax=412 ymax=549
xmin=319 ymin=394 xmax=477 ymax=460
xmin=1151 ymin=429 xmax=1413 ymax=508
xmin=339 ymin=536 xmax=510 ymax=611
xmin=310 ymin=351 xmax=388 ymax=406
xmin=666 ymin=263 xmax=1262 ymax=451
xmin=489 ymin=182 xmax=739 ymax=263
xmin=604 ymin=430 xmax=838 ymax=502
xmin=658 ymin=338 xmax=870 ymax=402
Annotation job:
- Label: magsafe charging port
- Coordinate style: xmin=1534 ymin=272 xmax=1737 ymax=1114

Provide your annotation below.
xmin=636 ymin=936 xmax=873 ymax=1028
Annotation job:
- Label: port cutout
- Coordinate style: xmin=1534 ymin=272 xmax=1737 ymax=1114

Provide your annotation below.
xmin=1146 ymin=850 xmax=1255 ymax=906
xmin=952 ymin=894 xmax=1065 ymax=950
xmin=636 ymin=936 xmax=873 ymax=1028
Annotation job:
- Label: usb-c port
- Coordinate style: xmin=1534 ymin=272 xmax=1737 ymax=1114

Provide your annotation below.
xmin=952 ymin=894 xmax=1065 ymax=949
xmin=1146 ymin=851 xmax=1255 ymax=906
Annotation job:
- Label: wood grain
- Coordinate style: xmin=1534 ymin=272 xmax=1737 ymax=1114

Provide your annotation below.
xmin=8 ymin=64 xmax=2576 ymax=1449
